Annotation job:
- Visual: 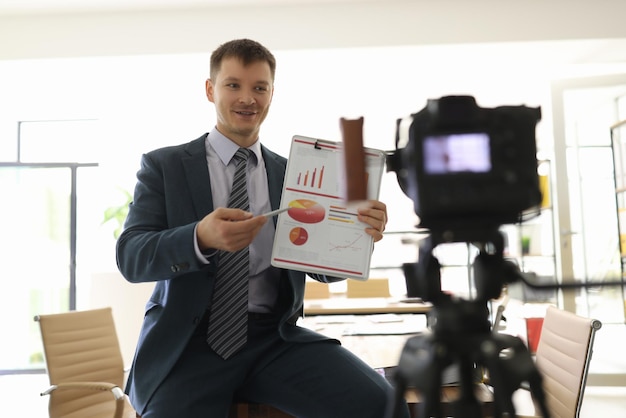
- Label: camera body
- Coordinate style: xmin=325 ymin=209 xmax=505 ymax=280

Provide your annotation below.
xmin=387 ymin=95 xmax=542 ymax=233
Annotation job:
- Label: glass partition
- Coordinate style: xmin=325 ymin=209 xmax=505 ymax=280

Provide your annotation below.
xmin=0 ymin=167 xmax=71 ymax=371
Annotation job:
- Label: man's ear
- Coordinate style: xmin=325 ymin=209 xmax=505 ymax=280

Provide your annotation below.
xmin=269 ymin=84 xmax=275 ymax=104
xmin=205 ymin=79 xmax=215 ymax=102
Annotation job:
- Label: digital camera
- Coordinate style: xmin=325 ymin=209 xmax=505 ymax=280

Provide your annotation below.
xmin=386 ymin=95 xmax=542 ymax=234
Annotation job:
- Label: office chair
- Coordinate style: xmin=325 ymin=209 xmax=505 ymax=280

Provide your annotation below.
xmin=346 ymin=277 xmax=391 ymax=298
xmin=515 ymin=305 xmax=602 ymax=418
xmin=35 ymin=307 xmax=137 ymax=418
xmin=303 ymin=279 xmax=331 ymax=299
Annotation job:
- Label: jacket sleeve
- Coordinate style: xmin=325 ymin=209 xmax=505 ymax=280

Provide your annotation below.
xmin=116 ymin=151 xmax=215 ymax=283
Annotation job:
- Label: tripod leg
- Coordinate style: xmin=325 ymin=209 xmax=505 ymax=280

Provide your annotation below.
xmin=482 ymin=333 xmax=551 ymax=418
xmin=394 ymin=334 xmax=446 ymax=418
xmin=451 ymin=357 xmax=482 ymax=418
xmin=386 ymin=377 xmax=409 ymax=418
xmin=528 ymin=373 xmax=550 ymax=418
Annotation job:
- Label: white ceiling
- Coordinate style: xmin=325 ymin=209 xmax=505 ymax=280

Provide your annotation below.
xmin=0 ymin=0 xmax=356 ymax=15
xmin=1 ymin=0 xmax=625 ymax=131
xmin=2 ymin=0 xmax=626 ymax=75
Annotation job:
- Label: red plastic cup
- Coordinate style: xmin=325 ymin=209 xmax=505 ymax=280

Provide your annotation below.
xmin=525 ymin=317 xmax=544 ymax=353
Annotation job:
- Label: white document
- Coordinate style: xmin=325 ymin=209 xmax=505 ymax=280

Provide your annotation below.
xmin=270 ymin=135 xmax=385 ymax=280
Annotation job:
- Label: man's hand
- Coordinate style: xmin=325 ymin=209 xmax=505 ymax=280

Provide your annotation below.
xmin=357 ymin=200 xmax=388 ymax=243
xmin=196 ymin=208 xmax=268 ymax=252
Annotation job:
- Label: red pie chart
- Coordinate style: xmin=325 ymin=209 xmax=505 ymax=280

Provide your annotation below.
xmin=289 ymin=227 xmax=308 ymax=246
xmin=287 ymin=199 xmax=325 ymax=224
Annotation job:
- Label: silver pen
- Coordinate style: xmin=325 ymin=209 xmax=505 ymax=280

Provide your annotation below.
xmin=260 ymin=207 xmax=290 ymax=218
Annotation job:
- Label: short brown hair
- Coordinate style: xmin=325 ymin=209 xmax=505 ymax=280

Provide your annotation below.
xmin=210 ymin=38 xmax=276 ymax=81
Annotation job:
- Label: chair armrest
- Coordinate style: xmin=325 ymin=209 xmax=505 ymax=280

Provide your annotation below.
xmin=41 ymin=381 xmax=125 ymax=399
xmin=41 ymin=381 xmax=126 ymax=418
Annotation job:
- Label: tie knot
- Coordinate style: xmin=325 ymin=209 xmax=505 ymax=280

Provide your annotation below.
xmin=233 ymin=148 xmax=251 ymax=164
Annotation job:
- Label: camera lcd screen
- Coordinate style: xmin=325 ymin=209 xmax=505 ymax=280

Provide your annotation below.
xmin=423 ymin=133 xmax=491 ymax=174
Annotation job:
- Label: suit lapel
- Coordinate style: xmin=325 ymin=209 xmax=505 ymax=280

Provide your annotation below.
xmin=261 ymin=145 xmax=287 ymax=226
xmin=182 ymin=134 xmax=214 ymax=220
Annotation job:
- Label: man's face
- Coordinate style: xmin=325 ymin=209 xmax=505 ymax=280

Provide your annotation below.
xmin=206 ymin=57 xmax=274 ymax=147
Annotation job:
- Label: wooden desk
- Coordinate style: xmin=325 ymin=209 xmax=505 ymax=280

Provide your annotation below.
xmin=404 ymin=385 xmax=494 ymax=418
xmin=303 ymin=297 xmax=431 ymax=316
xmin=230 ymin=385 xmax=494 ymax=418
xmin=298 ymin=316 xmax=494 ymax=417
xmin=298 ymin=314 xmax=426 ymax=368
xmin=232 ymin=317 xmax=492 ymax=418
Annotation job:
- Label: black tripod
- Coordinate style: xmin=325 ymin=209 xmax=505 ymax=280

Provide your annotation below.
xmin=386 ymin=228 xmax=551 ymax=418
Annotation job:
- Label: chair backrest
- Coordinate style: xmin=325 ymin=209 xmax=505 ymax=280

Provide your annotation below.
xmin=35 ymin=307 xmax=127 ymax=417
xmin=534 ymin=305 xmax=602 ymax=418
xmin=346 ymin=278 xmax=390 ymax=298
xmin=303 ymin=280 xmax=331 ymax=299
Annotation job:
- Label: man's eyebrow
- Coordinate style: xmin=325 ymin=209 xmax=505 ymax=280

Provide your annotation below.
xmin=221 ymin=76 xmax=270 ymax=86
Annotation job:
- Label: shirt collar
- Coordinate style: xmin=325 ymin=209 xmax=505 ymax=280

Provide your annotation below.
xmin=208 ymin=127 xmax=261 ymax=166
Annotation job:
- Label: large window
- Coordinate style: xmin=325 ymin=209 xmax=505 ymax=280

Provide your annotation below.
xmin=0 ymin=120 xmax=97 ymax=373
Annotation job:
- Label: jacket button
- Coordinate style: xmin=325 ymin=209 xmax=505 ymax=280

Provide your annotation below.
xmin=171 ymin=262 xmax=190 ymax=272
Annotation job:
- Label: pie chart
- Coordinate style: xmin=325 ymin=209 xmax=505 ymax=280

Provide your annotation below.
xmin=287 ymin=199 xmax=325 ymax=224
xmin=289 ymin=227 xmax=308 ymax=246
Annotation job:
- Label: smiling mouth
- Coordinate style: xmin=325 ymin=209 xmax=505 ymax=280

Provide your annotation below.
xmin=235 ymin=110 xmax=257 ymax=116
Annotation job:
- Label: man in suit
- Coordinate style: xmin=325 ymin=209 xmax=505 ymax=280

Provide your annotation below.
xmin=117 ymin=38 xmax=410 ymax=418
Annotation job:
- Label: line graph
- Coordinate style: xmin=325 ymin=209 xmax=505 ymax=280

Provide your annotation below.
xmin=328 ymin=232 xmax=365 ymax=252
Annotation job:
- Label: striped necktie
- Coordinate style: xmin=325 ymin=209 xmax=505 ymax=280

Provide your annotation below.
xmin=207 ymin=148 xmax=251 ymax=359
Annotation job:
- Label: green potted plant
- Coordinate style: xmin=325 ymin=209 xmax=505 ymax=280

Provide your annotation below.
xmin=102 ymin=188 xmax=132 ymax=239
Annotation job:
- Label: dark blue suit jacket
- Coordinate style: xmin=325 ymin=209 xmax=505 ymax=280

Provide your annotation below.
xmin=116 ymin=134 xmax=342 ymax=413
